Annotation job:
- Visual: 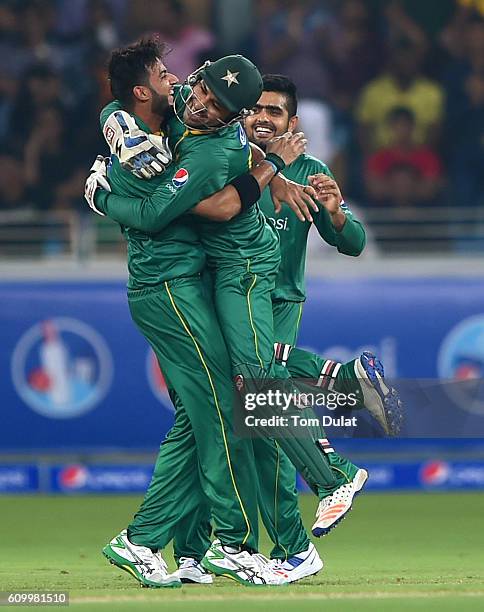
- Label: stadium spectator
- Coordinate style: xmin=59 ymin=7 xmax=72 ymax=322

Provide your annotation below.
xmin=0 ymin=155 xmax=32 ymax=212
xmin=255 ymin=0 xmax=337 ymax=162
xmin=443 ymin=18 xmax=484 ymax=205
xmin=382 ymin=0 xmax=428 ymax=54
xmin=325 ymin=0 xmax=382 ymax=115
xmin=365 ymin=107 xmax=443 ymax=207
xmin=8 ymin=65 xmax=64 ymax=147
xmin=0 ymin=73 xmax=17 ymax=140
xmin=23 ymin=105 xmax=85 ymax=211
xmin=448 ymin=71 xmax=484 ymax=206
xmin=128 ymin=0 xmax=215 ymax=80
xmin=54 ymin=0 xmax=128 ymax=40
xmin=356 ymin=44 xmax=444 ymax=153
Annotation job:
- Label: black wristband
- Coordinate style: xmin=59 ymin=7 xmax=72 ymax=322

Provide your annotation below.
xmin=230 ymin=173 xmax=261 ymax=212
xmin=264 ymin=153 xmax=286 ymax=174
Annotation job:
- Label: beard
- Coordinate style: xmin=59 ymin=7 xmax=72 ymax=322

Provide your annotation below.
xmin=251 ymin=137 xmax=267 ymax=152
xmin=150 ymin=91 xmax=170 ymax=118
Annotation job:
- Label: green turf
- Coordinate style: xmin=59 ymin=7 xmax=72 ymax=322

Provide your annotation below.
xmin=0 ymin=492 xmax=483 ymax=611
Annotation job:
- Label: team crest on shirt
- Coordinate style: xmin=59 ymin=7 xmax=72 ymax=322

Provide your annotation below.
xmin=238 ymin=124 xmax=247 ymax=146
xmin=172 ymin=168 xmax=189 ymax=188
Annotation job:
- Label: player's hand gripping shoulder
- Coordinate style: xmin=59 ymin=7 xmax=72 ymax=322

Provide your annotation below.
xmin=84 ymin=155 xmax=111 ymax=215
xmin=266 ymin=131 xmax=306 ymax=167
xmin=103 ymin=110 xmax=172 ymax=179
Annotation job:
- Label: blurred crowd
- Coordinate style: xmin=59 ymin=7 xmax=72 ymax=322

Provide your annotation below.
xmin=1 ymin=0 xmax=484 ymax=220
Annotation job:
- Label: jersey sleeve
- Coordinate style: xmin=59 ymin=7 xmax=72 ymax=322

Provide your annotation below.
xmin=312 ymin=203 xmax=366 ymax=256
xmin=306 ymin=159 xmax=366 ymax=256
xmin=95 ymin=141 xmax=230 ymax=233
xmin=99 ymin=100 xmax=123 ymax=130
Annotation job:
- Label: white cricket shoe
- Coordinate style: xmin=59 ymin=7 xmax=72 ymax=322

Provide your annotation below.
xmin=174 ymin=557 xmax=213 ymax=584
xmin=312 ymin=468 xmax=368 ymax=537
xmin=270 ymin=543 xmax=323 ymax=582
xmin=201 ymin=539 xmax=289 ymax=586
xmin=102 ymin=529 xmax=181 ymax=588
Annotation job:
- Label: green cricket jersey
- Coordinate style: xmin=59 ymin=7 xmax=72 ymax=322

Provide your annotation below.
xmin=99 ymin=101 xmax=205 ymax=289
xmin=258 ymin=154 xmax=366 ymax=302
xmin=95 ymin=90 xmax=279 ymax=269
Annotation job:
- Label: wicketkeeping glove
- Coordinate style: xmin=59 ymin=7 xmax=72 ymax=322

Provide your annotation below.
xmin=84 ymin=155 xmax=111 ymax=216
xmin=103 ymin=110 xmax=172 ymax=179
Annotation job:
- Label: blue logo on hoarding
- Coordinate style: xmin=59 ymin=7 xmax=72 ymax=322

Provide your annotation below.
xmin=438 ymin=315 xmax=484 ymax=414
xmin=0 ymin=465 xmax=39 ymax=492
xmin=52 ymin=464 xmax=153 ymax=492
xmin=11 ymin=318 xmax=113 ymax=419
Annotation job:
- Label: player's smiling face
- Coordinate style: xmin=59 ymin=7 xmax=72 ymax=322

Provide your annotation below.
xmin=245 ymin=91 xmax=298 ymax=149
xmin=143 ymin=60 xmax=178 ymax=117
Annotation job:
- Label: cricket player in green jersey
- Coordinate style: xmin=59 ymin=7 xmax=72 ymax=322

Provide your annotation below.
xmin=86 ymin=40 xmax=310 ymax=587
xmin=175 ymin=75 xmax=404 ymax=583
xmin=172 ymin=75 xmax=379 ymax=582
xmin=91 ymin=54 xmax=374 ymax=578
xmin=242 ymin=75 xmax=403 ymax=578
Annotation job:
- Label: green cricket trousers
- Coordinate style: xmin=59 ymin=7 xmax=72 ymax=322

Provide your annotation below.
xmin=126 ymin=276 xmax=259 ymax=552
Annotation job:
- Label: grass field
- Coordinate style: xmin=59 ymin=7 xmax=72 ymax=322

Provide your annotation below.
xmin=1 ymin=492 xmax=484 ymax=611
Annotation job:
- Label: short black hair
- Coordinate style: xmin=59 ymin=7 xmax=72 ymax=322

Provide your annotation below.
xmin=108 ymin=37 xmax=168 ymax=108
xmin=262 ymin=74 xmax=298 ymax=118
xmin=387 ymin=106 xmax=415 ymax=124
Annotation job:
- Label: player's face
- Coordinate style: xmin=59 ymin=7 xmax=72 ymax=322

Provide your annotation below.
xmin=183 ymin=79 xmax=232 ymax=128
xmin=245 ymin=91 xmax=298 ymax=149
xmin=144 ymin=60 xmax=178 ymax=117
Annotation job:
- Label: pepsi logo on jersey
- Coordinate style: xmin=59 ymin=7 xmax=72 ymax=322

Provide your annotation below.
xmin=172 ymin=168 xmax=189 ymax=188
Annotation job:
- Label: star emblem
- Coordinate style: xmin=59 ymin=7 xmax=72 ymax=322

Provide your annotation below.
xmin=221 ymin=69 xmax=240 ymax=87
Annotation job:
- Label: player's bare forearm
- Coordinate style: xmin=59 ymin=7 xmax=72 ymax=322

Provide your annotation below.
xmin=192 ymin=160 xmax=277 ymax=222
xmin=250 ymin=142 xmax=265 ymax=165
xmin=192 ymin=186 xmax=241 ymax=221
xmin=192 ymin=134 xmax=310 ymax=223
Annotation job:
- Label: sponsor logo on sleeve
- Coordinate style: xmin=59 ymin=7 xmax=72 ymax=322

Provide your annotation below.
xmin=172 ymin=168 xmax=189 ymax=188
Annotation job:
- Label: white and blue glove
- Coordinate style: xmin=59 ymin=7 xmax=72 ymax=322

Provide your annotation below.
xmin=103 ymin=110 xmax=172 ymax=179
xmin=84 ymin=155 xmax=111 ymax=215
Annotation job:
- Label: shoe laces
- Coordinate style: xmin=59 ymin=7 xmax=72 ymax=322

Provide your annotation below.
xmin=251 ymin=553 xmax=288 ymax=581
xmin=251 ymin=553 xmax=271 ymax=571
xmin=178 ymin=556 xmax=199 ymax=570
xmin=146 ymin=550 xmax=166 ymax=573
xmin=268 ymin=557 xmax=285 ymax=570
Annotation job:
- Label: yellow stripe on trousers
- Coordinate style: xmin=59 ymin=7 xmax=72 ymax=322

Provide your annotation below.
xmin=246 ymin=262 xmax=264 ymax=369
xmin=273 ymin=440 xmax=289 ymax=560
xmin=164 ymin=282 xmax=252 ymax=545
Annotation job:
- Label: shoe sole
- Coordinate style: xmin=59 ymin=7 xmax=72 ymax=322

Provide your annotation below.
xmin=358 ymin=352 xmax=404 ymax=436
xmin=102 ymin=546 xmax=182 ymax=589
xmin=287 ymin=557 xmax=324 ymax=583
xmin=312 ymin=468 xmax=369 ymax=537
xmin=201 ymin=557 xmax=288 ymax=587
xmin=180 ymin=577 xmax=213 ymax=584
xmin=177 ymin=569 xmax=213 ymax=585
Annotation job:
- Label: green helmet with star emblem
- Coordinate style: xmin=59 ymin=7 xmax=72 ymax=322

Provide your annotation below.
xmin=199 ymin=55 xmax=263 ymax=114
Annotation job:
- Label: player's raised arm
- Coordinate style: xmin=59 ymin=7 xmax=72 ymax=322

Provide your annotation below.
xmin=88 ymin=142 xmax=231 ymax=232
xmin=85 ymin=132 xmax=308 ymax=230
xmin=192 ymin=131 xmax=308 ymax=221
